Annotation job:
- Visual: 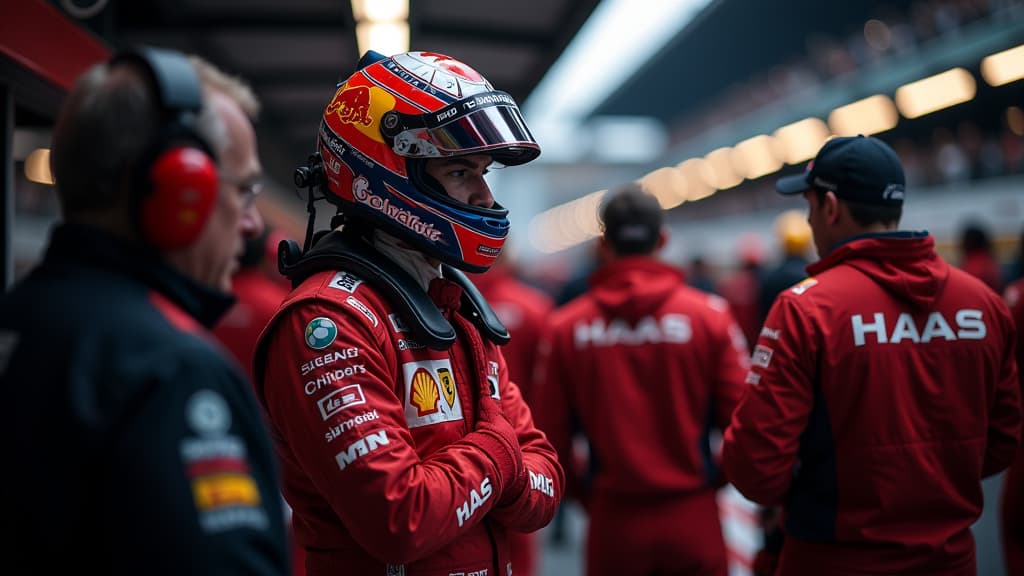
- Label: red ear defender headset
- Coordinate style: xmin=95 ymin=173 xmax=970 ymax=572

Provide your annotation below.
xmin=110 ymin=47 xmax=219 ymax=250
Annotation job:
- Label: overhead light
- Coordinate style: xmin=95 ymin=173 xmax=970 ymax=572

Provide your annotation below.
xmin=704 ymin=147 xmax=743 ymax=190
xmin=555 ymin=204 xmax=583 ymax=248
xmin=773 ymin=117 xmax=831 ymax=164
xmin=828 ymin=94 xmax=898 ymax=136
xmin=641 ymin=168 xmax=687 ymax=209
xmin=528 ymin=210 xmax=558 ymax=253
xmin=731 ymin=134 xmax=782 ymax=180
xmin=981 ymin=43 xmax=1024 ymax=86
xmin=351 ymin=0 xmax=409 ymax=56
xmin=24 ymin=148 xmax=54 ymax=185
xmin=895 ymin=67 xmax=975 ymax=119
xmin=676 ymin=158 xmax=716 ymax=201
xmin=356 ymin=21 xmax=409 ymax=57
xmin=573 ymin=190 xmax=607 ymax=237
xmin=529 ymin=190 xmax=607 ymax=253
xmin=351 ymin=0 xmax=408 ymax=22
xmin=524 ymin=0 xmax=712 ymax=125
xmin=529 ymin=206 xmax=571 ymax=254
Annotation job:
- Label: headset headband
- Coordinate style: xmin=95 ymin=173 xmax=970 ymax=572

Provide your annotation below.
xmin=109 ymin=46 xmax=213 ymax=156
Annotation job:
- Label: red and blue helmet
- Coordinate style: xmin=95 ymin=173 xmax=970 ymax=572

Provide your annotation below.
xmin=317 ymin=50 xmax=540 ymax=272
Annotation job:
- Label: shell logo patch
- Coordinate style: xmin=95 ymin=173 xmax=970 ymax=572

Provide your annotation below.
xmin=402 ymin=359 xmax=463 ymax=428
xmin=411 ymin=368 xmax=440 ymax=416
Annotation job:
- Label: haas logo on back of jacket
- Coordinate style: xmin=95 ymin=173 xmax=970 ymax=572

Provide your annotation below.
xmin=851 ymin=309 xmax=986 ymax=346
xmin=574 ymin=313 xmax=692 ymax=348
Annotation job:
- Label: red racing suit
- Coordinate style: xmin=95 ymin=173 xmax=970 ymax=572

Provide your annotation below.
xmin=214 ymin=268 xmax=290 ymax=380
xmin=255 ymin=265 xmax=563 ymax=576
xmin=535 ymin=257 xmax=750 ymax=576
xmin=723 ymin=233 xmax=1021 ymax=576
xmin=471 ymin=266 xmax=555 ymax=576
xmin=471 ymin=267 xmax=554 ymax=421
xmin=1001 ymin=277 xmax=1024 ymax=575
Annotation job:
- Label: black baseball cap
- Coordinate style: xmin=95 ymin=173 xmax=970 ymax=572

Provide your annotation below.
xmin=775 ymin=135 xmax=906 ymax=206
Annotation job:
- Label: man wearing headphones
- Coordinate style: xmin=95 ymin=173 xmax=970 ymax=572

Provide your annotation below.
xmin=254 ymin=51 xmax=563 ymax=575
xmin=0 ymin=48 xmax=289 ymax=573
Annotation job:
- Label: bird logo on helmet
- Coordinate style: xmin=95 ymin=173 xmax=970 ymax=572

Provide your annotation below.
xmin=314 ymin=50 xmax=541 ymax=272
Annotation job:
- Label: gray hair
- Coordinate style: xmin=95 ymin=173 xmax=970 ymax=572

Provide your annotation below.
xmin=188 ymin=54 xmax=260 ymax=159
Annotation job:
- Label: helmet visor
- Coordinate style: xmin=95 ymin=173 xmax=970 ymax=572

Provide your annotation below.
xmin=386 ymin=91 xmax=540 ymax=166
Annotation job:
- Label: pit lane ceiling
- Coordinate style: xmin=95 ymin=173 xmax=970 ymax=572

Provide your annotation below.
xmin=591 ymin=0 xmax=920 ymax=125
xmin=85 ymin=0 xmax=603 ymax=193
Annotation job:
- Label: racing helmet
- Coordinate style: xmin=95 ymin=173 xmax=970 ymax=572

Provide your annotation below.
xmin=316 ymin=50 xmax=541 ymax=272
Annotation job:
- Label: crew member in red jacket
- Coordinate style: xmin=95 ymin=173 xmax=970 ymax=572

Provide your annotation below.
xmin=213 ymin=228 xmax=290 ymax=380
xmin=1001 ymin=276 xmax=1024 ymax=575
xmin=473 ymin=256 xmax=554 ymax=408
xmin=254 ymin=50 xmax=563 ymax=575
xmin=472 ymin=255 xmax=555 ymax=576
xmin=535 ymin=183 xmax=750 ymax=576
xmin=723 ymin=135 xmax=1021 ymax=576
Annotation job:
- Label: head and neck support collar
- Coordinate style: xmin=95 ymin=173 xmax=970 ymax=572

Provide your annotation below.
xmin=277 ymin=230 xmax=510 ymax=350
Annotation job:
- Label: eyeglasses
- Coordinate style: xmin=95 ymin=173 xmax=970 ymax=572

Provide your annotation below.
xmin=222 ymin=177 xmax=263 ymax=209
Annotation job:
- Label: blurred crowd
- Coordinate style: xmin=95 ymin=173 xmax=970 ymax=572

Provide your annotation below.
xmin=665 ymin=0 xmax=1024 ymax=195
xmin=673 ymin=0 xmax=1023 ymax=142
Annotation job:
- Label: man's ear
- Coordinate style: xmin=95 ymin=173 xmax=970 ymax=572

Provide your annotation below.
xmin=655 ymin=228 xmax=668 ymax=252
xmin=597 ymin=235 xmax=615 ymax=262
xmin=824 ymin=191 xmax=842 ymax=226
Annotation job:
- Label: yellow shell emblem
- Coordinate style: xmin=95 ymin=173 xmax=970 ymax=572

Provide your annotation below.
xmin=411 ymin=368 xmax=440 ymax=416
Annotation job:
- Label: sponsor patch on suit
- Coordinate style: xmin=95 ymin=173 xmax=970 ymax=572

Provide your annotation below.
xmin=181 ymin=389 xmax=268 ymax=533
xmin=486 ymin=360 xmax=500 ymax=399
xmin=402 ymin=359 xmax=463 ymax=428
xmin=328 ymin=271 xmax=363 ymax=293
xmin=752 ymin=344 xmax=774 ymax=368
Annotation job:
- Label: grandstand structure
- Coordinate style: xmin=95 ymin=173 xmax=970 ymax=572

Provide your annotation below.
xmin=516 ymin=0 xmax=1023 ymax=276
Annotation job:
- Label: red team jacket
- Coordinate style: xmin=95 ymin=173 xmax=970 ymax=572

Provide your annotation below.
xmin=255 ymin=269 xmax=563 ymax=576
xmin=723 ymin=233 xmax=1021 ymax=575
xmin=214 ymin=268 xmax=290 ymax=380
xmin=471 ymin=266 xmax=554 ymax=576
xmin=471 ymin=267 xmax=554 ymax=407
xmin=1002 ymin=277 xmax=1024 ymax=575
xmin=536 ymin=257 xmax=750 ymax=502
